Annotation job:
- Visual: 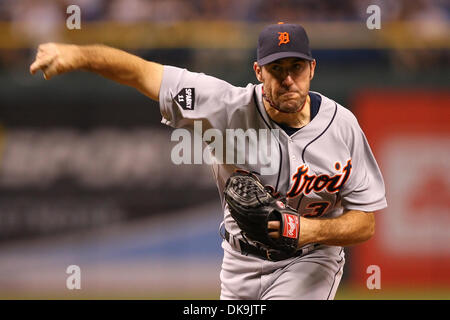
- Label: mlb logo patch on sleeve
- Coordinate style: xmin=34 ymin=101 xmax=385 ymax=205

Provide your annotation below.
xmin=174 ymin=88 xmax=195 ymax=110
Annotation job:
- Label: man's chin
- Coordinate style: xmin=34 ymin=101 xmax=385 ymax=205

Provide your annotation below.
xmin=275 ymin=101 xmax=302 ymax=113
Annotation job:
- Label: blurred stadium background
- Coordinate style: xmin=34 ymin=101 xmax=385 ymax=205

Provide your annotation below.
xmin=0 ymin=0 xmax=449 ymax=299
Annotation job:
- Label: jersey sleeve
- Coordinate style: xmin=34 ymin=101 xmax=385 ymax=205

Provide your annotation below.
xmin=158 ymin=65 xmax=236 ymax=132
xmin=339 ymin=114 xmax=387 ymax=212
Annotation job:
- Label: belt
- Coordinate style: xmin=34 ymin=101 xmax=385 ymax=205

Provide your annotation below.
xmin=221 ymin=226 xmax=319 ymax=262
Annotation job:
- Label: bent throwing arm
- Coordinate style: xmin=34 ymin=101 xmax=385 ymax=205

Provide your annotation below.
xmin=30 ymin=43 xmax=163 ymax=101
xmin=297 ymin=210 xmax=375 ymax=247
xmin=269 ymin=210 xmax=375 ymax=248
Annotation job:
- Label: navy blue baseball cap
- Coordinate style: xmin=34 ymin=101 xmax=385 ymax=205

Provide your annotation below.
xmin=257 ymin=22 xmax=314 ymax=66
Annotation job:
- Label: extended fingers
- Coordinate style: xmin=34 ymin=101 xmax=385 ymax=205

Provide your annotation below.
xmin=30 ymin=44 xmax=57 ymax=76
xmin=30 ymin=55 xmax=54 ymax=75
xmin=268 ymin=220 xmax=280 ymax=239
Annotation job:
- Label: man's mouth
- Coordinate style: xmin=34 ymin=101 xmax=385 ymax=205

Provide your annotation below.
xmin=279 ymin=92 xmax=298 ymax=99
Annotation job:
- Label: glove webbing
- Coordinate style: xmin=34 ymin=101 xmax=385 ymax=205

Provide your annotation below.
xmin=223 ymin=228 xmax=308 ymax=261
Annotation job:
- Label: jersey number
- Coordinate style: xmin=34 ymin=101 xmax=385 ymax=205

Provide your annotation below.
xmin=303 ymin=201 xmax=330 ymax=218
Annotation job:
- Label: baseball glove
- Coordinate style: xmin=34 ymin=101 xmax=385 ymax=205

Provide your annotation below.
xmin=224 ymin=170 xmax=301 ymax=260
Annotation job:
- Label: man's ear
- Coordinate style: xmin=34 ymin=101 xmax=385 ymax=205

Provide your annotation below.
xmin=253 ymin=62 xmax=263 ymax=82
xmin=309 ymin=59 xmax=316 ymax=80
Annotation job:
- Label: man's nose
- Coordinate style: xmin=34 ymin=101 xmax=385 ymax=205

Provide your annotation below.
xmin=281 ymin=72 xmax=295 ymax=86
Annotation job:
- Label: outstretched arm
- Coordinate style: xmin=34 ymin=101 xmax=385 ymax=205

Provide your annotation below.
xmin=30 ymin=43 xmax=163 ymax=101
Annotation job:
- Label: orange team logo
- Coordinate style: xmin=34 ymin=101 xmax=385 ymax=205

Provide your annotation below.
xmin=287 ymin=159 xmax=353 ymax=198
xmin=278 ymin=32 xmax=290 ymax=46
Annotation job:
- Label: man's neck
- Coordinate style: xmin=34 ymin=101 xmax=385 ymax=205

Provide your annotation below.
xmin=263 ymin=95 xmax=311 ymax=128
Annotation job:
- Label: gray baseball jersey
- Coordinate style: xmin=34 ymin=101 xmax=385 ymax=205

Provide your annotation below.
xmin=159 ymin=65 xmax=387 ymax=299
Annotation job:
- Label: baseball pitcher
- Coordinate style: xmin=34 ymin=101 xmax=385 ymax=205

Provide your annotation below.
xmin=30 ymin=23 xmax=387 ymax=299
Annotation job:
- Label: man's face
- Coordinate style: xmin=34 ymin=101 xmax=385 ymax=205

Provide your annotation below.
xmin=254 ymin=57 xmax=316 ymax=113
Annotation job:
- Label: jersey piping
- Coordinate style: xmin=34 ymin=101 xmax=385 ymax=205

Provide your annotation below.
xmin=252 ymin=89 xmax=283 ymax=191
xmin=301 ymin=103 xmax=338 ymax=163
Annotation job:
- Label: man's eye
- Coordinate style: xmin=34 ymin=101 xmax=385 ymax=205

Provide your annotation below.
xmin=271 ymin=65 xmax=281 ymax=72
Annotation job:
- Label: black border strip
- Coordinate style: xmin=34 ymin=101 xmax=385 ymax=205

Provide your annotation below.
xmin=0 ymin=300 xmax=444 ymax=318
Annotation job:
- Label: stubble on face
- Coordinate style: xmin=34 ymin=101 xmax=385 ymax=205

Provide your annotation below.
xmin=262 ymin=58 xmax=311 ymax=114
